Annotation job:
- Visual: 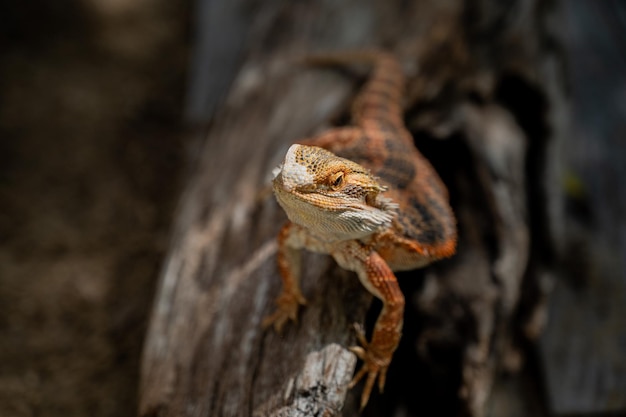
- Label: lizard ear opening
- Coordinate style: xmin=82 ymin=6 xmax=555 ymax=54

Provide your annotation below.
xmin=366 ymin=191 xmax=399 ymax=213
xmin=329 ymin=171 xmax=344 ymax=190
xmin=365 ymin=191 xmax=378 ymax=206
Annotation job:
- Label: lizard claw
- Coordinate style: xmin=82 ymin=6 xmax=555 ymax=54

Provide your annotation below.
xmin=348 ymin=324 xmax=391 ymax=410
xmin=262 ymin=290 xmax=307 ymax=332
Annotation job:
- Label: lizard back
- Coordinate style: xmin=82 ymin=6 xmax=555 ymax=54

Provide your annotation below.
xmin=308 ymin=51 xmax=457 ymax=260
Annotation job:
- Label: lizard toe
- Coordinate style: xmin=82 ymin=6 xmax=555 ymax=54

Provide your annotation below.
xmin=262 ymin=291 xmax=307 ymax=332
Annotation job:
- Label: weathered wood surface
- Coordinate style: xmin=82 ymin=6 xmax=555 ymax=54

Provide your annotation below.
xmin=140 ymin=1 xmax=567 ymax=416
xmin=538 ymin=1 xmax=626 ymax=414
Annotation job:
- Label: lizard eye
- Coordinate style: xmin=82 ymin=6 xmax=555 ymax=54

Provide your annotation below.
xmin=329 ymin=172 xmax=344 ymax=189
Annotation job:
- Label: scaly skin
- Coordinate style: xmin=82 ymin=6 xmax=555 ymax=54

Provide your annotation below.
xmin=265 ymin=51 xmax=457 ymax=410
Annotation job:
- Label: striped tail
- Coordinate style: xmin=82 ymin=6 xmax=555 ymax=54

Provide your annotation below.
xmin=304 ymin=50 xmax=405 ymax=127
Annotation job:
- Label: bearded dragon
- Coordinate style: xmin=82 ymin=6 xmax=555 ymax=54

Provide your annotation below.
xmin=265 ymin=51 xmax=457 ymax=410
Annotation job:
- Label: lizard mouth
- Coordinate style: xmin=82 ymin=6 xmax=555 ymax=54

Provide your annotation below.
xmin=273 ymin=174 xmax=398 ymax=240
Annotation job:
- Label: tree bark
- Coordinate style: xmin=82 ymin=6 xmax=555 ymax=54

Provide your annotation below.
xmin=139 ymin=1 xmax=567 ymax=416
xmin=537 ymin=1 xmax=626 ymax=414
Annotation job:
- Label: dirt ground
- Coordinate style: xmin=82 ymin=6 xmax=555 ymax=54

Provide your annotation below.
xmin=0 ymin=1 xmax=188 ymax=416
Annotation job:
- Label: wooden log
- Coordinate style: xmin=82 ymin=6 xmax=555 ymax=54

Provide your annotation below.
xmin=139 ymin=1 xmax=565 ymax=416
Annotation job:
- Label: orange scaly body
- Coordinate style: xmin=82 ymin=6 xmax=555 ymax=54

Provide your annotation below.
xmin=266 ymin=51 xmax=457 ymax=409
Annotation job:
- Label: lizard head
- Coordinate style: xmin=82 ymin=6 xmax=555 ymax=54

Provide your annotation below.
xmin=272 ymin=144 xmax=397 ymax=241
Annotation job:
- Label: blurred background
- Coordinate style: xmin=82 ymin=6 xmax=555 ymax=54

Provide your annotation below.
xmin=0 ymin=1 xmax=624 ymax=416
xmin=0 ymin=1 xmax=187 ymax=415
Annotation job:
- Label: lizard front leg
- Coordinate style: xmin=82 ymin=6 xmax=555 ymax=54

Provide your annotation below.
xmin=263 ymin=222 xmax=307 ymax=331
xmin=332 ymin=241 xmax=405 ymax=410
